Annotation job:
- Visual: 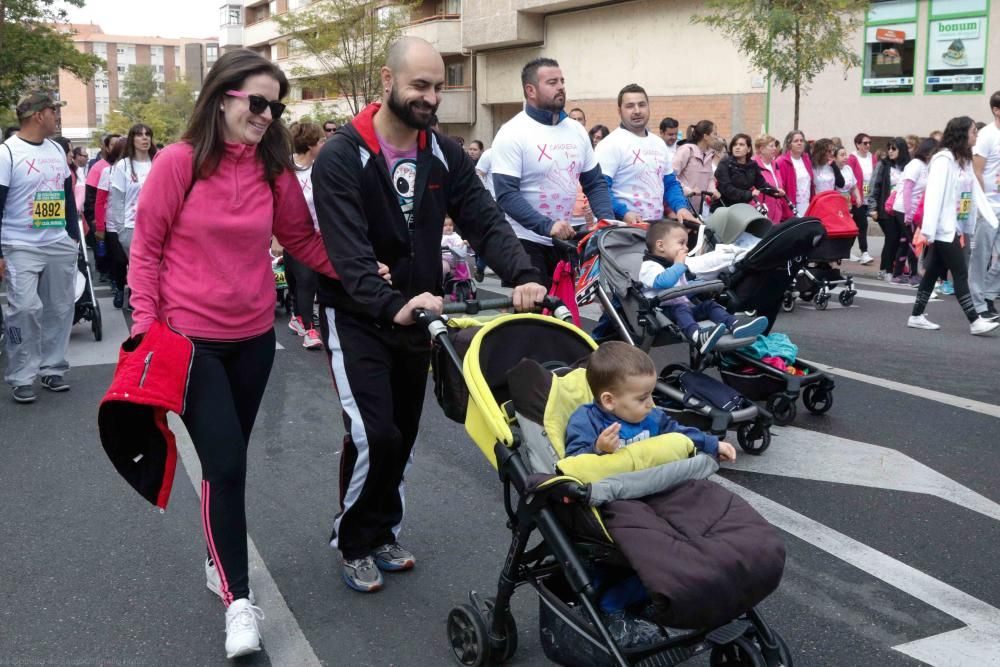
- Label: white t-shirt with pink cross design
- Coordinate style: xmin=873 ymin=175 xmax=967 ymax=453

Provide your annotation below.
xmin=595 ymin=127 xmax=672 ymax=221
xmin=490 ymin=110 xmax=598 ymax=246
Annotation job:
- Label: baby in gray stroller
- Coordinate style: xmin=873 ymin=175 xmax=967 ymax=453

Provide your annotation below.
xmin=640 ymin=219 xmax=768 ymax=357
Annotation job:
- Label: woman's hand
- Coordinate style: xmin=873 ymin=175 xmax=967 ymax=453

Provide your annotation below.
xmin=377 ymin=262 xmax=392 ymax=284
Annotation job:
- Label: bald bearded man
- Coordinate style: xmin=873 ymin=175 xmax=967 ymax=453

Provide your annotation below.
xmin=311 ymin=37 xmax=546 ymax=592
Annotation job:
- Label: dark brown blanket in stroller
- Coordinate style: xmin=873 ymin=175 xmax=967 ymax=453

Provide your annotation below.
xmin=601 ymin=479 xmax=785 ymax=630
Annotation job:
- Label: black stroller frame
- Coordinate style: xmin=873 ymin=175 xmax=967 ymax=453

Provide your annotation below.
xmin=423 ymin=298 xmax=792 ymax=667
xmin=73 ymin=213 xmax=102 ymax=341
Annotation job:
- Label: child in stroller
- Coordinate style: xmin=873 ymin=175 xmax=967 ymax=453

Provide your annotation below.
xmin=441 ymin=216 xmax=477 ymax=302
xmin=565 ymin=341 xmax=737 ymax=463
xmin=640 ymin=219 xmax=769 ymax=356
xmin=423 ymin=300 xmax=790 ymax=666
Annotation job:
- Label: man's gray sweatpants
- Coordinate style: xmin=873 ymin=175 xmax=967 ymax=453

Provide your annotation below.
xmin=968 ymin=213 xmax=1000 ymax=312
xmin=2 ymin=237 xmax=78 ymax=387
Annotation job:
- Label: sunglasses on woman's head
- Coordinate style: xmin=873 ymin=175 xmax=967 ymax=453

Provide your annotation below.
xmin=225 ymin=90 xmax=286 ymax=118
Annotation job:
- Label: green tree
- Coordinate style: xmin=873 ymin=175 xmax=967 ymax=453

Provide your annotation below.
xmin=692 ymin=0 xmax=868 ymax=129
xmin=0 ymin=0 xmax=104 ymax=109
xmin=102 ymin=73 xmax=195 ymax=144
xmin=274 ymin=0 xmax=416 ymax=116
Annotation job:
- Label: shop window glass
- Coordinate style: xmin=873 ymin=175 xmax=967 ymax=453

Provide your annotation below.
xmin=863 ymin=22 xmax=917 ymax=93
xmin=925 ymin=1 xmax=988 ymax=93
xmin=867 ymin=0 xmax=918 ymax=22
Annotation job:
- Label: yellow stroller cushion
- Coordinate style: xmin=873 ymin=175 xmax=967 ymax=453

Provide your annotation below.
xmin=541 ymin=368 xmax=695 ymax=483
xmin=556 ymin=434 xmax=695 ymax=484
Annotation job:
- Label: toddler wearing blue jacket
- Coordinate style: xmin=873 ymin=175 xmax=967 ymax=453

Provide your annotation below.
xmin=565 ymin=341 xmax=737 ymax=461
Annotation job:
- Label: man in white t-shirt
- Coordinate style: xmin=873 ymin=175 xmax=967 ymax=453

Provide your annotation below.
xmin=970 ymin=90 xmax=1000 ymax=320
xmin=659 ymin=116 xmax=680 ymax=167
xmin=0 ymin=91 xmax=81 ymax=403
xmin=596 ymin=84 xmax=698 ymax=225
xmin=490 ymin=57 xmax=615 ymax=286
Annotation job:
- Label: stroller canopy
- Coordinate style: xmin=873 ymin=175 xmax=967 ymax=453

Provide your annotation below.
xmin=459 ymin=314 xmax=597 ymax=469
xmin=596 ymin=226 xmax=648 ymax=300
xmin=705 ymin=204 xmax=773 ymax=244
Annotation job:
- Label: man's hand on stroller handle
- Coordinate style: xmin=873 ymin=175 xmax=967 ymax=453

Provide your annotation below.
xmin=512 ymin=282 xmax=548 ymax=312
xmin=549 ymin=220 xmax=575 ymax=240
xmin=394 ymin=292 xmax=443 ymax=325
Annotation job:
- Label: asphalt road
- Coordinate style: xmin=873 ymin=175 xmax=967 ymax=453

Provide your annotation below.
xmin=2 ymin=267 xmax=999 ymax=666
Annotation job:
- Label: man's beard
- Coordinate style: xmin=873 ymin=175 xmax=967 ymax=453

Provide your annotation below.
xmin=536 ymin=91 xmax=565 ymax=114
xmin=387 ymin=85 xmax=437 ymax=130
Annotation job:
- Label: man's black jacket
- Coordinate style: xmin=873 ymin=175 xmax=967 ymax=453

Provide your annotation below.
xmin=312 ymin=103 xmax=541 ymax=326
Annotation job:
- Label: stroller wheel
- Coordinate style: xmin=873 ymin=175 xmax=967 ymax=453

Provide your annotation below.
xmin=765 ymin=395 xmax=797 ymax=426
xmin=710 ymin=635 xmax=768 ymax=666
xmin=802 ymin=384 xmax=834 ymax=415
xmin=813 ymin=292 xmax=830 ymax=310
xmin=447 ymin=604 xmax=491 ymax=666
xmin=737 ymin=421 xmax=771 ymax=455
xmin=781 ymin=294 xmax=795 ymax=313
xmin=91 ymin=304 xmax=103 ymax=342
xmin=483 ymin=597 xmax=518 ymax=663
xmin=838 ymin=290 xmax=855 ymax=307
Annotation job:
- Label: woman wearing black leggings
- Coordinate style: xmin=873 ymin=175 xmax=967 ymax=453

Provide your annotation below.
xmin=908 ymin=116 xmax=1000 ymax=336
xmin=127 ymin=50 xmax=340 ymax=658
xmin=868 ymin=137 xmax=909 ymax=281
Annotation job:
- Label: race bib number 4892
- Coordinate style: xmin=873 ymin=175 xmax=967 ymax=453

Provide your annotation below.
xmin=32 ymin=191 xmax=66 ymax=229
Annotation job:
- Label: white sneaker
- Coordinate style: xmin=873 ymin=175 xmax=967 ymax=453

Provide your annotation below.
xmin=302 ymin=328 xmax=323 ymax=349
xmin=288 ymin=315 xmax=306 ymax=336
xmin=907 ymin=315 xmax=941 ymax=330
xmin=970 ymin=317 xmax=1000 ymax=336
xmin=206 ymin=558 xmax=255 ymax=604
xmin=859 ymin=252 xmax=874 ymax=265
xmin=225 ymin=598 xmax=264 ymax=659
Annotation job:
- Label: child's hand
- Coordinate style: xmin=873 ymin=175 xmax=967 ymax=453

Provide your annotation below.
xmin=596 ymin=423 xmax=621 ymax=454
xmin=717 ymin=441 xmax=737 ymax=462
xmin=676 ymin=248 xmax=688 ymax=265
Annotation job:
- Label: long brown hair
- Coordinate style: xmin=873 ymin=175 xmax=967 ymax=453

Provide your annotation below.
xmin=123 ymin=123 xmax=157 ymax=181
xmin=182 ymin=49 xmax=292 ymax=184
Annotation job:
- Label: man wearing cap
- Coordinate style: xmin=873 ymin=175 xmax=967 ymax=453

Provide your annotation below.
xmin=0 ymin=91 xmax=81 ymax=404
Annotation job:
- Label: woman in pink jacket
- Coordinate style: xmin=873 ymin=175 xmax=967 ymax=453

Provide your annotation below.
xmin=773 ymin=130 xmax=813 ymax=220
xmin=752 ymin=134 xmax=784 ymax=223
xmin=128 ymin=49 xmax=349 ymax=659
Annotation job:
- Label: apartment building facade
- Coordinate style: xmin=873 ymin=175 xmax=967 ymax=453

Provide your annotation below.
xmin=220 ymin=0 xmax=1000 ymax=145
xmin=56 ymin=24 xmax=219 ymax=143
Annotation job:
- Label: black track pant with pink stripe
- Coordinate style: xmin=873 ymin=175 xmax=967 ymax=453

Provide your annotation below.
xmin=181 ymin=329 xmax=275 ymax=606
xmin=319 ymin=307 xmax=430 ymax=560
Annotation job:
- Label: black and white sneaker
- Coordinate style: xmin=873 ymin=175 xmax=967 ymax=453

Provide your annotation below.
xmin=982 ymin=301 xmax=1000 ymax=322
xmin=12 ymin=385 xmax=37 ymax=403
xmin=729 ymin=316 xmax=768 ymax=339
xmin=691 ymin=323 xmax=727 ymax=356
xmin=40 ymin=375 xmax=70 ymax=392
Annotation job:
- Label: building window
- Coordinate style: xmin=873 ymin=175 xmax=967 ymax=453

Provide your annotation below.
xmin=862 ymin=1 xmax=918 ymax=94
xmin=925 ymin=0 xmax=989 ymax=94
xmin=207 ymin=45 xmax=219 ymax=62
xmin=222 ymin=5 xmax=242 ymax=25
xmin=444 ymin=0 xmax=461 ymax=15
xmin=117 ymin=65 xmax=127 ymax=74
xmin=116 ymin=47 xmax=126 ymax=55
xmin=301 ymin=87 xmax=327 ymax=100
xmin=446 ymin=62 xmax=464 ymax=87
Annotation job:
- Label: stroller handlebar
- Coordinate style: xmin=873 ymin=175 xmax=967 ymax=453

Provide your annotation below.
xmin=415 ymin=296 xmax=573 ymax=332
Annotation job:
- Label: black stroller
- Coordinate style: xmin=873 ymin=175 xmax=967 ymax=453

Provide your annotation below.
xmin=73 ymin=214 xmax=102 ymax=341
xmin=424 ymin=298 xmax=792 ymax=667
xmin=704 ymin=212 xmax=838 ymax=425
